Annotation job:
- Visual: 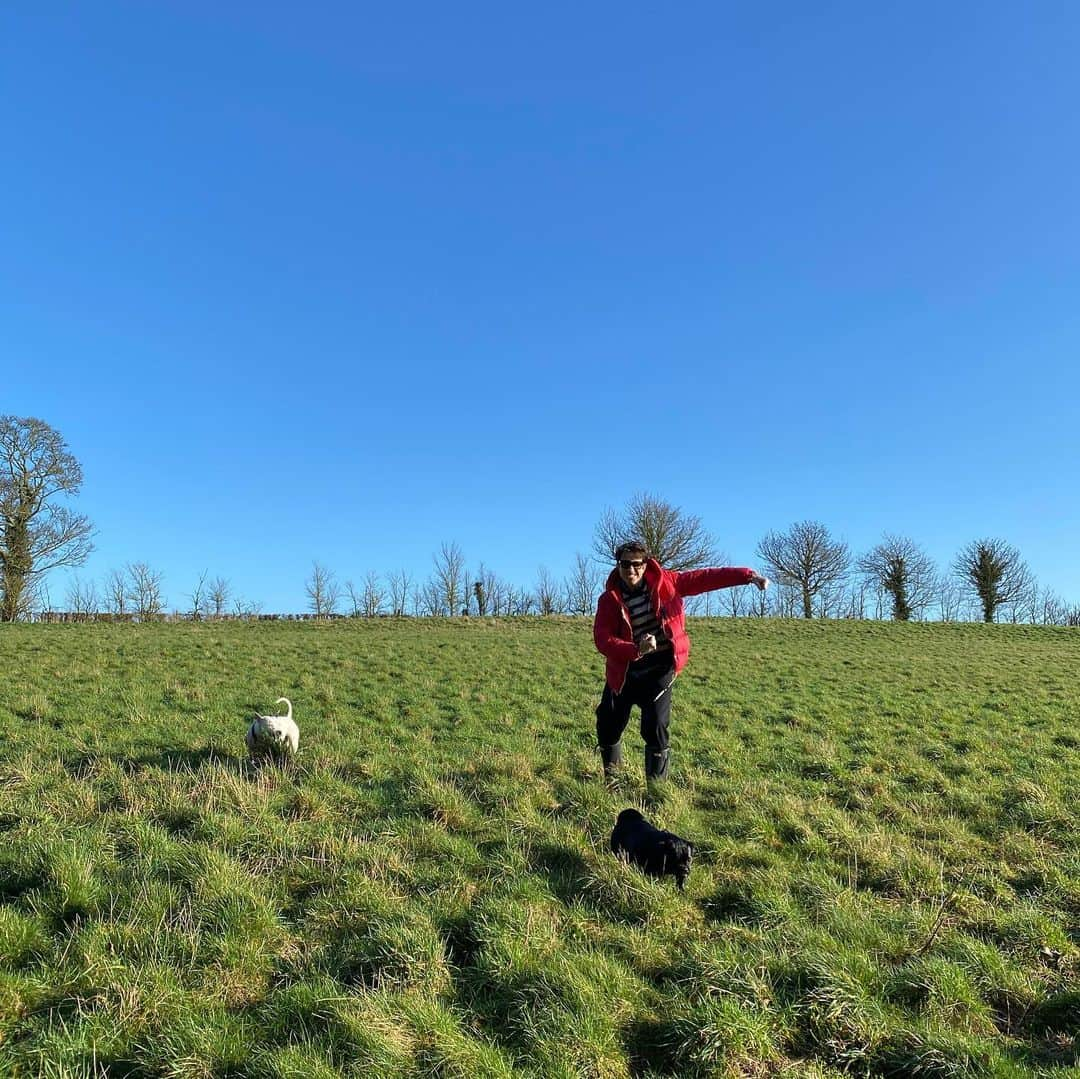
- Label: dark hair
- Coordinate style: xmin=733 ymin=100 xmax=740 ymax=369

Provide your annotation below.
xmin=613 ymin=540 xmax=649 ymax=562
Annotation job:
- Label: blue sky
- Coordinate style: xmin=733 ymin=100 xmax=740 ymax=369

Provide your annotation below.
xmin=4 ymin=2 xmax=1079 ymax=612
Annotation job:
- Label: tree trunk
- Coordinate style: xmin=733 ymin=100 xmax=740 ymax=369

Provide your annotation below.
xmin=1 ymin=511 xmax=32 ymax=621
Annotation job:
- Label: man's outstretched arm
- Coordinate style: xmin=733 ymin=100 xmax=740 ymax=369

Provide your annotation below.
xmin=674 ymin=567 xmax=769 ymax=597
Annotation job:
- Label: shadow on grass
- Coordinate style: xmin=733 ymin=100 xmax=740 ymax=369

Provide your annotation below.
xmin=0 ymin=867 xmax=45 ymax=903
xmin=623 ymin=1017 xmax=681 ymax=1077
xmin=442 ymin=913 xmax=481 ymax=970
xmin=63 ymin=745 xmax=248 ymax=778
xmin=702 ymin=883 xmax=777 ymax=928
xmin=528 ymin=842 xmax=592 ymax=906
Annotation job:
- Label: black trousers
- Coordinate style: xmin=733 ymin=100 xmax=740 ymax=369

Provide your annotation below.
xmin=596 ymin=664 xmax=675 ymax=752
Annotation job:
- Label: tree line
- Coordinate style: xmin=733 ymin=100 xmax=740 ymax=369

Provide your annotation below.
xmin=40 ymin=510 xmax=1080 ymax=629
xmin=3 ymin=416 xmax=1079 ymax=625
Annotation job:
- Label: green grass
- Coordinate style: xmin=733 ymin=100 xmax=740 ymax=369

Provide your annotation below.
xmin=0 ymin=618 xmax=1077 ymax=1077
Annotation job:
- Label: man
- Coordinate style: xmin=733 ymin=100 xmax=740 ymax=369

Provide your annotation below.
xmin=593 ymin=540 xmax=768 ymax=783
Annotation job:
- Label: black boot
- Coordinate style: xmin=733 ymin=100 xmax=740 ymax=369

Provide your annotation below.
xmin=599 ymin=741 xmax=623 ymax=779
xmin=644 ymin=746 xmax=670 ymax=782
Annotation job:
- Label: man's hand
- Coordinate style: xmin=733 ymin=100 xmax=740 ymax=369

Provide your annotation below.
xmin=750 ymin=573 xmax=769 ymax=591
xmin=637 ymin=633 xmax=657 ymax=656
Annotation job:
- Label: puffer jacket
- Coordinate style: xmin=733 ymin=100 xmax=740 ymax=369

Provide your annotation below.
xmin=593 ymin=558 xmax=754 ymax=693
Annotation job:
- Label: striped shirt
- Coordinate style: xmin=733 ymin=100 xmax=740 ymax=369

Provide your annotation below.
xmin=620 ymin=581 xmax=672 ymax=674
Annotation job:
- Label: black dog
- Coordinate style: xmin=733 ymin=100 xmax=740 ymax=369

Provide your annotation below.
xmin=610 ymin=808 xmax=695 ymax=890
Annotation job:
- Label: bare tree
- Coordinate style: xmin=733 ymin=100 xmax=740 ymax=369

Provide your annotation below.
xmin=857 ymin=534 xmax=937 ymax=621
xmin=232 ymin=595 xmax=262 ymax=618
xmin=534 ymin=565 xmax=562 ymax=615
xmin=34 ymin=580 xmax=55 ymax=619
xmin=564 ymin=551 xmax=602 ymax=615
xmin=816 ymin=580 xmax=850 ymax=619
xmin=361 ymin=570 xmax=385 ymax=617
xmin=419 ymin=577 xmax=446 ymax=616
xmin=0 ymin=416 xmax=95 ymax=620
xmin=409 ymin=582 xmax=424 ymax=617
xmin=126 ymin=562 xmax=166 ymax=620
xmin=934 ymin=575 xmax=962 ymax=622
xmin=187 ymin=569 xmax=209 ymax=620
xmin=953 ymin=538 xmax=1032 ymax=624
xmin=749 ymin=581 xmax=771 ymax=617
xmin=305 ymin=561 xmax=340 ymax=618
xmin=1036 ymin=586 xmax=1068 ymax=626
xmin=757 ymin=521 xmax=850 ymax=619
xmin=344 ymin=579 xmax=362 ymax=617
xmin=593 ymin=491 xmax=715 ymax=570
xmin=432 ymin=542 xmax=466 ymax=617
xmin=842 ymin=578 xmax=868 ymax=619
xmin=724 ymin=582 xmax=746 ymax=617
xmin=208 ymin=576 xmax=231 ymax=618
xmin=65 ymin=576 xmax=99 ymax=617
xmin=103 ymin=568 xmax=127 ymax=615
xmin=388 ymin=569 xmax=412 ymax=617
xmin=468 ymin=565 xmax=515 ymax=616
xmin=511 ymin=587 xmax=536 ymax=616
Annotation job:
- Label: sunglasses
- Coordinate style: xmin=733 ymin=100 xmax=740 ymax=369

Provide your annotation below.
xmin=618 ymin=559 xmax=646 ymax=570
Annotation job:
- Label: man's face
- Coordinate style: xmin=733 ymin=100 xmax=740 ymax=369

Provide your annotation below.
xmin=617 ymin=554 xmax=647 ymax=588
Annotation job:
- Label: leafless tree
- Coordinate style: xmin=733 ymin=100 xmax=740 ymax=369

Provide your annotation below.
xmin=724 ymin=583 xmax=746 ymax=617
xmin=1036 ymin=587 xmax=1068 ymax=626
xmin=232 ymin=595 xmax=262 ymax=618
xmin=361 ymin=570 xmax=385 ymax=617
xmin=103 ymin=568 xmax=128 ymax=615
xmin=126 ymin=561 xmax=166 ymax=620
xmin=34 ymin=580 xmax=55 ymax=619
xmin=816 ymin=580 xmax=850 ymax=618
xmin=564 ymin=551 xmax=602 ymax=615
xmin=432 ymin=541 xmax=466 ymax=617
xmin=471 ymin=563 xmax=503 ymax=616
xmin=0 ymin=416 xmax=95 ymax=620
xmin=207 ymin=576 xmax=231 ymax=618
xmin=534 ymin=565 xmax=562 ymax=615
xmin=65 ymin=575 xmax=99 ymax=616
xmin=770 ymin=583 xmax=799 ymax=618
xmin=757 ymin=521 xmax=850 ymax=619
xmin=344 ymin=579 xmax=362 ymax=617
xmin=305 ymin=561 xmax=340 ymax=618
xmin=419 ymin=577 xmax=446 ymax=616
xmin=843 ymin=580 xmax=865 ymax=619
xmin=857 ymin=534 xmax=937 ymax=621
xmin=593 ymin=491 xmax=715 ymax=570
xmin=749 ymin=581 xmax=771 ymax=617
xmin=491 ymin=569 xmax=516 ymax=616
xmin=388 ymin=569 xmax=412 ymax=617
xmin=935 ymin=575 xmax=963 ymax=622
xmin=511 ymin=587 xmax=536 ymax=616
xmin=187 ymin=569 xmax=209 ymax=620
xmin=953 ymin=538 xmax=1033 ymax=624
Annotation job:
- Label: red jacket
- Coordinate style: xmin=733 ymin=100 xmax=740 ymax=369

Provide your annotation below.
xmin=593 ymin=558 xmax=755 ymax=693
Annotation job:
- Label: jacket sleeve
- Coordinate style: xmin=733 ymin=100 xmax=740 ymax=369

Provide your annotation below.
xmin=593 ymin=595 xmax=639 ymax=662
xmin=673 ymin=567 xmax=754 ymax=597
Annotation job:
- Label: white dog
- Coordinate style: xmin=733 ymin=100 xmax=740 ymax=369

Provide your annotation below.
xmin=245 ymin=697 xmax=299 ymax=760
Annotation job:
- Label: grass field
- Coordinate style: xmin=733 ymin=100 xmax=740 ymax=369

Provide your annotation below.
xmin=0 ymin=618 xmax=1077 ymax=1078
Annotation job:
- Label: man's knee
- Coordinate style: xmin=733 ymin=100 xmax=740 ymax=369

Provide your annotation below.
xmin=596 ymin=685 xmax=630 ymax=745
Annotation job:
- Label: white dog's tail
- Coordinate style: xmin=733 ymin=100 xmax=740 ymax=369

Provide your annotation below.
xmin=275 ymin=697 xmax=293 ymax=721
